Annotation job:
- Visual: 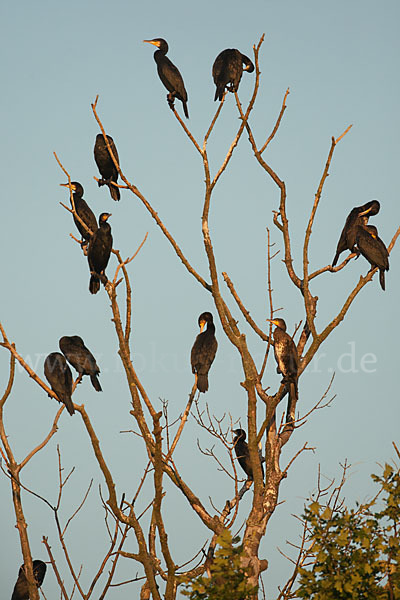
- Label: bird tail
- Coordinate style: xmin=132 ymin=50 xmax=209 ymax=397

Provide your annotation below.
xmin=90 ymin=373 xmax=102 ymax=392
xmin=62 ymin=394 xmax=75 ymax=416
xmin=196 ymin=374 xmax=208 ymax=393
xmin=379 ymin=269 xmax=386 ymax=291
xmin=108 ymin=182 xmax=120 ymax=201
xmin=214 ymin=85 xmax=225 ymax=101
xmin=332 ymin=252 xmax=340 ymax=267
xmin=89 ymin=273 xmax=100 ymax=294
xmin=182 ymin=100 xmax=189 ymax=119
xmin=285 ymin=381 xmax=298 ymax=431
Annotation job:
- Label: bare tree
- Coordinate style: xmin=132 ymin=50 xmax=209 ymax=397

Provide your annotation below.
xmin=1 ymin=36 xmax=398 ymax=599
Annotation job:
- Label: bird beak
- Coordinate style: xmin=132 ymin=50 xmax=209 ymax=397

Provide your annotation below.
xmin=143 ymin=39 xmax=159 ymax=47
xmin=199 ymin=320 xmax=206 ymax=333
xmin=266 ymin=319 xmax=278 ymax=326
xmin=106 ymin=213 xmax=112 ymax=220
xmin=359 ymin=207 xmax=372 ymax=216
xmin=60 ymin=182 xmax=75 ymax=191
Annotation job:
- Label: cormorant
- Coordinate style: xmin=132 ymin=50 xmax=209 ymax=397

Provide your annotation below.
xmin=267 ymin=318 xmax=298 ymax=399
xmin=87 ymin=212 xmax=113 ymax=294
xmin=356 ymin=224 xmax=389 ymax=290
xmin=212 ymin=48 xmax=254 ymax=101
xmin=190 ymin=312 xmax=218 ymax=392
xmin=94 ymin=134 xmax=120 ymax=201
xmin=143 ymin=38 xmax=189 ymax=118
xmin=233 ymin=428 xmax=264 ymax=481
xmin=60 ymin=181 xmax=98 ymax=247
xmin=59 ymin=335 xmax=102 ymax=391
xmin=12 ymin=560 xmax=47 ymax=600
xmin=44 ymin=352 xmax=74 ymax=415
xmin=332 ymin=200 xmax=380 ymax=266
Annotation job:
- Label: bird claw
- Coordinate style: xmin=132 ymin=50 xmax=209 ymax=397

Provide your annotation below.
xmin=167 ymin=93 xmax=175 ymax=110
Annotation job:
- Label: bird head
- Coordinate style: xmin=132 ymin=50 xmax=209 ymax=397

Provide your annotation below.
xmin=366 ymin=225 xmax=378 ymax=239
xmin=198 ymin=312 xmax=213 ymax=332
xmin=60 ymin=181 xmax=84 ymax=196
xmin=99 ymin=213 xmax=112 ymax=223
xmin=267 ymin=318 xmax=287 ymax=331
xmin=233 ymin=428 xmax=246 ymax=441
xmin=143 ymin=38 xmax=168 ymax=52
xmin=359 ymin=200 xmax=380 ymax=217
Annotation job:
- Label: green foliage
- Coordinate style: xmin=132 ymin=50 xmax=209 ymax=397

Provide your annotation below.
xmin=182 ymin=529 xmax=257 ymax=600
xmin=296 ymin=464 xmax=400 ymax=599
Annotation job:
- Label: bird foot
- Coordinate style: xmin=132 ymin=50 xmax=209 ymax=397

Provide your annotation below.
xmin=167 ymin=93 xmax=175 ymax=111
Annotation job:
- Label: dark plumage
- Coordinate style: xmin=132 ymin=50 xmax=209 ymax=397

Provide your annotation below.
xmin=60 ymin=181 xmax=98 ymax=246
xmin=332 ymin=200 xmax=380 ymax=266
xmin=190 ymin=312 xmax=218 ymax=393
xmin=356 ymin=224 xmax=389 ymax=290
xmin=94 ymin=134 xmax=120 ymax=201
xmin=59 ymin=335 xmax=102 ymax=392
xmin=233 ymin=429 xmax=264 ymax=481
xmin=87 ymin=212 xmax=113 ymax=294
xmin=143 ymin=38 xmax=189 ymax=118
xmin=44 ymin=352 xmax=74 ymax=415
xmin=267 ymin=318 xmax=298 ymax=399
xmin=12 ymin=560 xmax=46 ymax=600
xmin=212 ymin=48 xmax=254 ymax=101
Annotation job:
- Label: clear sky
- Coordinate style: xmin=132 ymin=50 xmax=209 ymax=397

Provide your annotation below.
xmin=1 ymin=0 xmax=399 ymax=597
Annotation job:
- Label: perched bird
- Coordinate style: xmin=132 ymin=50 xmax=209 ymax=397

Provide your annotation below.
xmin=190 ymin=312 xmax=218 ymax=393
xmin=44 ymin=352 xmax=74 ymax=415
xmin=143 ymin=38 xmax=189 ymax=118
xmin=212 ymin=48 xmax=254 ymax=101
xmin=87 ymin=212 xmax=113 ymax=294
xmin=332 ymin=200 xmax=380 ymax=266
xmin=267 ymin=318 xmax=298 ymax=400
xmin=94 ymin=134 xmax=120 ymax=201
xmin=59 ymin=335 xmax=102 ymax=391
xmin=233 ymin=429 xmax=264 ymax=481
xmin=356 ymin=224 xmax=389 ymax=291
xmin=60 ymin=181 xmax=98 ymax=248
xmin=12 ymin=560 xmax=47 ymax=600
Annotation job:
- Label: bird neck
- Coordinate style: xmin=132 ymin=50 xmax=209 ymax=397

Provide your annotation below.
xmin=205 ymin=322 xmax=215 ymax=335
xmin=154 ymin=49 xmax=167 ymax=62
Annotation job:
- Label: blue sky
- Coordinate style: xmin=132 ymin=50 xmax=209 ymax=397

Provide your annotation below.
xmin=1 ymin=0 xmax=399 ymax=597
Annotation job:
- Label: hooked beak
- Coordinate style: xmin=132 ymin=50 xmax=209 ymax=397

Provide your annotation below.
xmin=266 ymin=319 xmax=279 ymax=326
xmin=358 ymin=206 xmax=373 ymax=216
xmin=143 ymin=39 xmax=159 ymax=47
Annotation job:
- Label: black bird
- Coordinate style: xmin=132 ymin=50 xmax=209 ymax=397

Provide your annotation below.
xmin=44 ymin=352 xmax=74 ymax=415
xmin=267 ymin=318 xmax=298 ymax=399
xmin=332 ymin=200 xmax=380 ymax=267
xmin=60 ymin=181 xmax=98 ymax=248
xmin=233 ymin=429 xmax=264 ymax=481
xmin=87 ymin=213 xmax=113 ymax=294
xmin=190 ymin=312 xmax=218 ymax=393
xmin=59 ymin=335 xmax=102 ymax=392
xmin=212 ymin=48 xmax=254 ymax=101
xmin=12 ymin=560 xmax=46 ymax=600
xmin=143 ymin=38 xmax=189 ymax=118
xmin=356 ymin=224 xmax=389 ymax=290
xmin=94 ymin=134 xmax=120 ymax=201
